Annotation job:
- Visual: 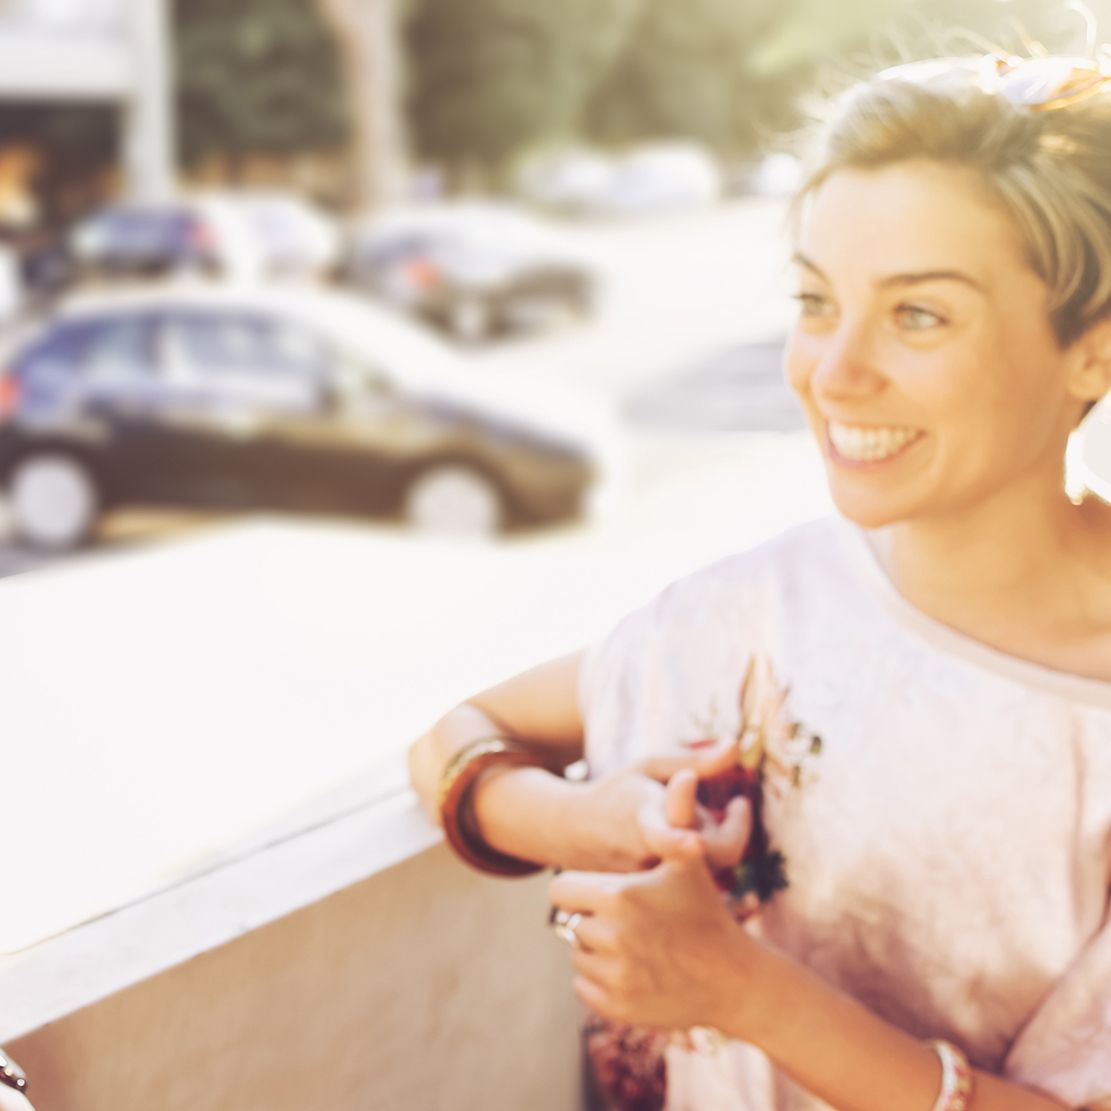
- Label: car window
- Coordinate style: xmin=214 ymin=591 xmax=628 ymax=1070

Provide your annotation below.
xmin=101 ymin=209 xmax=192 ymax=255
xmin=17 ymin=317 xmax=155 ymax=383
xmin=168 ymin=313 xmax=327 ymax=379
xmin=16 ymin=321 xmax=97 ymax=380
xmin=81 ymin=317 xmax=155 ymax=383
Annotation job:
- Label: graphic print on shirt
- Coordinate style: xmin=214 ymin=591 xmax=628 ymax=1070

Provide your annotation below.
xmin=685 ymin=654 xmax=822 ymax=907
xmin=585 ymin=655 xmax=822 ymax=1111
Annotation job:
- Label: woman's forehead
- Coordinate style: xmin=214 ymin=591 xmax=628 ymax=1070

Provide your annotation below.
xmin=796 ymin=161 xmax=1026 ymax=284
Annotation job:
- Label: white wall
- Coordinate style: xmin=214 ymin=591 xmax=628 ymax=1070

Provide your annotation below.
xmin=7 ymin=845 xmax=583 ymax=1111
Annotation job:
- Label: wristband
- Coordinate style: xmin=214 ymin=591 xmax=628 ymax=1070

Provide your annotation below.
xmin=925 ymin=1040 xmax=973 ymax=1111
xmin=438 ymin=737 xmax=546 ymax=877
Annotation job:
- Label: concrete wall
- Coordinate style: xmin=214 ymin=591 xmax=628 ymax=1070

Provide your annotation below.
xmin=7 ymin=844 xmax=581 ymax=1111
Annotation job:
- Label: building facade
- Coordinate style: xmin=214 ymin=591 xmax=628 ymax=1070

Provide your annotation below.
xmin=0 ymin=0 xmax=174 ymax=202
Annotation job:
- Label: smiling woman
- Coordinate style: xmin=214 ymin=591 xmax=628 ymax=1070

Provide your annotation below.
xmin=408 ymin=46 xmax=1111 ymax=1111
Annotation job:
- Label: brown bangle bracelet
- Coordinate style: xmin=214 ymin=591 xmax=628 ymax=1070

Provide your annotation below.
xmin=438 ymin=737 xmax=546 ymax=877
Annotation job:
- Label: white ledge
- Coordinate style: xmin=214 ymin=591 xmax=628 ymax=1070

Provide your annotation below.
xmin=0 ymin=751 xmax=441 ymax=1042
xmin=0 ymin=439 xmax=827 ymax=1044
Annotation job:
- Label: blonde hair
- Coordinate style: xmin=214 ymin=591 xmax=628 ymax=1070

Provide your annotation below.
xmin=796 ymin=76 xmax=1111 ymax=349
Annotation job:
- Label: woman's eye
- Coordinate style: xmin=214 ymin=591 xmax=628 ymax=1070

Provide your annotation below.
xmin=794 ymin=292 xmax=835 ymax=318
xmin=896 ymin=304 xmax=944 ymax=331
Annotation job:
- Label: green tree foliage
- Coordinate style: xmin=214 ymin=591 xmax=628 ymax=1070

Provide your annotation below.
xmin=404 ymin=0 xmax=641 ymax=171
xmin=752 ymin=0 xmax=1111 ymax=77
xmin=175 ymin=0 xmax=350 ymax=168
xmin=584 ymin=0 xmax=795 ymax=155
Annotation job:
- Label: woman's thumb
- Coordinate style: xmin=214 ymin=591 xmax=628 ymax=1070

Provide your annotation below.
xmin=665 ymin=768 xmax=699 ymax=830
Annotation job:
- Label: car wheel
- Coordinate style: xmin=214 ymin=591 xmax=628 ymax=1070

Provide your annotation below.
xmin=448 ymin=296 xmax=491 ymax=343
xmin=404 ymin=465 xmax=504 ymax=538
xmin=8 ymin=452 xmax=99 ymax=550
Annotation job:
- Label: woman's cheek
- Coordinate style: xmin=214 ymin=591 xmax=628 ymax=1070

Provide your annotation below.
xmin=783 ymin=336 xmax=818 ymax=396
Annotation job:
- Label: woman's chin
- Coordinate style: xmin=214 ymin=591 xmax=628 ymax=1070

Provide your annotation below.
xmin=826 ymin=479 xmax=916 ymax=530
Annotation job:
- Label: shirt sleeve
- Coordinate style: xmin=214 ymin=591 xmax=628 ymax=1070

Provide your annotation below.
xmin=577 ymin=550 xmax=778 ymax=781
xmin=577 ymin=594 xmax=662 ymax=780
xmin=1003 ymin=911 xmax=1111 ymax=1107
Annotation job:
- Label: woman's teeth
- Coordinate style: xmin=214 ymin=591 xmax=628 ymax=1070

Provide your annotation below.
xmin=828 ymin=422 xmax=920 ymax=462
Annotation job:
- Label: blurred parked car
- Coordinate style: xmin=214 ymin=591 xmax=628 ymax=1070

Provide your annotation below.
xmin=0 ymin=286 xmax=616 ymax=548
xmin=69 ymin=192 xmax=339 ymax=286
xmin=345 ymin=203 xmax=597 ymax=343
xmin=70 ymin=197 xmax=263 ymax=283
xmin=517 ymin=149 xmax=619 ymax=214
xmin=519 ymin=143 xmax=723 ymax=218
xmin=202 ymin=190 xmax=341 ymax=278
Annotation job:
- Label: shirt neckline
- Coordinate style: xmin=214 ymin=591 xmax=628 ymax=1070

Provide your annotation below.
xmin=833 ymin=516 xmax=1111 ymax=711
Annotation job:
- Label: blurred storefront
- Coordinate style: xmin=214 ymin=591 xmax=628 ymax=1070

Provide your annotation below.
xmin=0 ymin=0 xmax=173 ymax=222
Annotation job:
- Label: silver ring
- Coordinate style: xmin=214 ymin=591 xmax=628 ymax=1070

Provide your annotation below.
xmin=551 ymin=908 xmax=583 ymax=949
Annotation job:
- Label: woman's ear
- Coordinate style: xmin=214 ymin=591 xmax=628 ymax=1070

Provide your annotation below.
xmin=1068 ymin=316 xmax=1111 ymax=405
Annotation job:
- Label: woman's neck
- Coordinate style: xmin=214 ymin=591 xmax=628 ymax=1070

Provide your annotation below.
xmin=879 ymin=470 xmax=1111 ymax=677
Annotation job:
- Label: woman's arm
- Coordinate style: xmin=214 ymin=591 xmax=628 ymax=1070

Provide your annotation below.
xmin=408 ymin=652 xmax=751 ymax=873
xmin=408 ymin=651 xmax=585 ymax=817
xmin=550 ymin=772 xmax=1074 ymax=1111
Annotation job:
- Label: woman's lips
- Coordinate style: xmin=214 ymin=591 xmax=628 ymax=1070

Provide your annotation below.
xmin=826 ymin=421 xmax=924 ymax=465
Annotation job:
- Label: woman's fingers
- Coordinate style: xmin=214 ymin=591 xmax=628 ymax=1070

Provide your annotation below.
xmin=568 ymin=913 xmax=620 ymax=954
xmin=635 ymin=753 xmax=702 ymax=782
xmin=550 ymin=869 xmax=625 ymax=914
xmin=699 ymin=795 xmax=752 ymax=870
xmin=640 ymin=772 xmax=749 ymax=866
xmin=638 ymin=802 xmax=701 ymax=861
xmin=572 ymin=974 xmax=614 ymax=1017
xmin=571 ymin=947 xmax=619 ymax=983
xmin=636 ymin=741 xmax=737 ymax=784
xmin=665 ymin=768 xmax=699 ymax=829
xmin=692 ymin=740 xmax=742 ymax=778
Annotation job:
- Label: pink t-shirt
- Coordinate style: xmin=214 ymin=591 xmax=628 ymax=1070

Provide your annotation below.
xmin=580 ymin=517 xmax=1111 ymax=1110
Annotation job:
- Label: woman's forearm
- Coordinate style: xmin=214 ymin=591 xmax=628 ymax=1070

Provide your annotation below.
xmin=408 ymin=699 xmax=588 ymax=867
xmin=726 ymin=940 xmax=1068 ymax=1111
xmin=408 ymin=651 xmax=586 ymax=823
xmin=472 ymin=765 xmax=582 ymax=864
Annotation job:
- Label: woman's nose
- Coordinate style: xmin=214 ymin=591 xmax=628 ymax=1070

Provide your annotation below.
xmin=794 ymin=320 xmax=886 ymax=402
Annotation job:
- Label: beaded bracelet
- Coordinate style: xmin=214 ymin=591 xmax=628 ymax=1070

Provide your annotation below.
xmin=437 ymin=737 xmax=546 ymax=877
xmin=926 ymin=1040 xmax=974 ymax=1111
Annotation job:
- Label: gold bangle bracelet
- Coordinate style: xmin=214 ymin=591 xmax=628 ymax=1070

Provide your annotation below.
xmin=925 ymin=1040 xmax=973 ymax=1111
xmin=438 ymin=737 xmax=546 ymax=877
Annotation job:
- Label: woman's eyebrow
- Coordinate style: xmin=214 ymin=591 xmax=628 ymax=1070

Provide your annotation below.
xmin=876 ymin=270 xmax=986 ymax=292
xmin=791 ymin=251 xmax=829 ymax=281
xmin=792 ymin=252 xmax=986 ymax=293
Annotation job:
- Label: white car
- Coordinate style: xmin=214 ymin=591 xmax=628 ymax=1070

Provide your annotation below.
xmin=346 ymin=202 xmax=598 ymax=342
xmin=70 ymin=193 xmax=340 ymax=286
xmin=519 ymin=143 xmax=723 ymax=217
xmin=198 ymin=191 xmax=341 ymax=279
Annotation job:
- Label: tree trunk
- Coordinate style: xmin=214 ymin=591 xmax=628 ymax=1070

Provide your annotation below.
xmin=317 ymin=0 xmax=408 ymax=213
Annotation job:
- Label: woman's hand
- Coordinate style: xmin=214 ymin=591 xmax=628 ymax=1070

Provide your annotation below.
xmin=566 ymin=746 xmax=752 ymax=873
xmin=549 ymin=769 xmax=756 ymax=1028
xmin=0 ymin=1086 xmax=35 ymax=1111
xmin=553 ymin=779 xmax=1071 ymax=1111
xmin=410 ymin=652 xmax=749 ymax=874
xmin=477 ymin=745 xmax=752 ymax=873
